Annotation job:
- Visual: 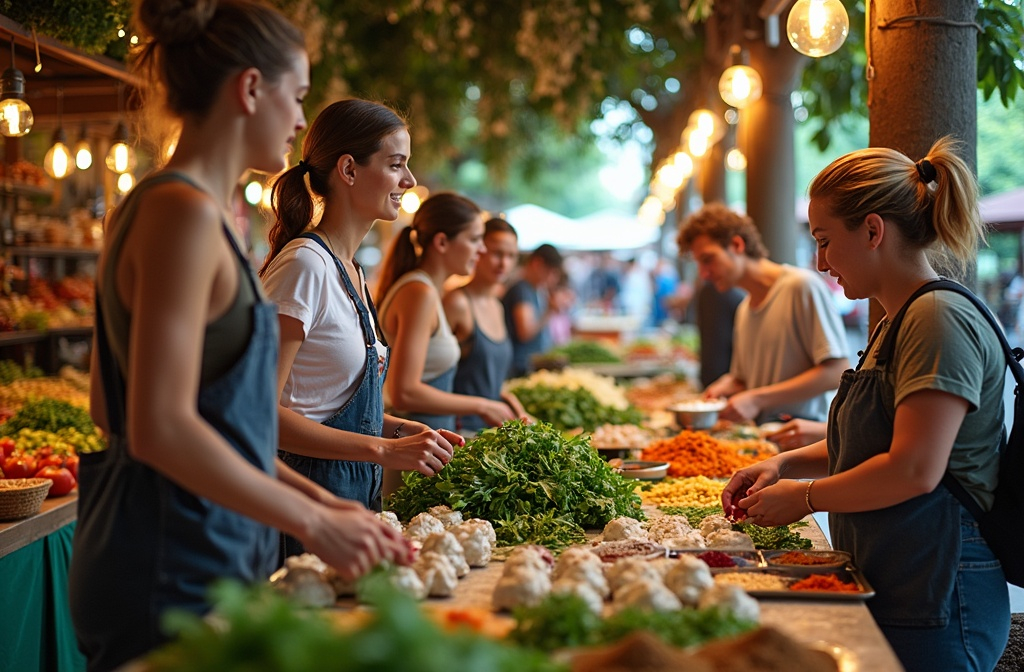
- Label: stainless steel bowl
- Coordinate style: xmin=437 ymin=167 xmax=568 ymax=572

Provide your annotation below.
xmin=667 ymin=400 xmax=727 ymax=430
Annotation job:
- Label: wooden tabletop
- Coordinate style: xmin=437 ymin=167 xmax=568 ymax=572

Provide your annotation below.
xmin=0 ymin=492 xmax=77 ymax=559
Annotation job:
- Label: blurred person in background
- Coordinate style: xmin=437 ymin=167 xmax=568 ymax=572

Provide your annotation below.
xmin=444 ymin=217 xmax=528 ymax=433
xmin=677 ymin=202 xmax=849 ymax=424
xmin=503 ymin=243 xmax=565 ymax=377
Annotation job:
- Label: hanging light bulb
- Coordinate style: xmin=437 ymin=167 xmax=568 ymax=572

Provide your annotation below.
xmin=688 ymin=108 xmax=726 ymax=143
xmin=0 ymin=38 xmax=33 ymax=137
xmin=244 ymin=181 xmax=263 ymax=205
xmin=74 ymin=124 xmax=93 ymax=170
xmin=105 ymin=120 xmax=137 ymax=174
xmin=44 ymin=128 xmax=74 ymax=179
xmin=116 ymin=172 xmax=135 ymax=194
xmin=787 ymin=0 xmax=849 ymax=57
xmin=726 ymin=148 xmax=748 ymax=171
xmin=43 ymin=89 xmax=75 ymax=179
xmin=719 ymin=46 xmax=763 ymax=109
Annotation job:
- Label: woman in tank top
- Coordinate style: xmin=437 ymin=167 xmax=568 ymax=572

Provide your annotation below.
xmin=443 ymin=218 xmax=527 ymax=433
xmin=376 ymin=194 xmax=518 ymax=433
xmin=259 ymin=100 xmax=460 ymax=554
xmin=70 ymin=3 xmax=409 ymax=670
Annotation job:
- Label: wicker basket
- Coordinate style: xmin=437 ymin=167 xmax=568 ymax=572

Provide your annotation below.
xmin=0 ymin=478 xmax=53 ymax=521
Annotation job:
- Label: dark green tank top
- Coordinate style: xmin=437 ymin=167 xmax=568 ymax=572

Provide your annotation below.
xmin=100 ymin=172 xmax=254 ymax=385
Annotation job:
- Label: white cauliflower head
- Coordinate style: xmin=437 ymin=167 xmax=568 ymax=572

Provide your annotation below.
xmin=376 ymin=510 xmax=404 ymax=533
xmin=554 ymin=558 xmax=610 ymax=598
xmin=605 ymin=556 xmax=661 ymax=593
xmin=660 ymin=529 xmax=707 ymax=550
xmin=450 ymin=523 xmax=492 ymax=567
xmin=551 ymin=578 xmax=605 ymax=615
xmin=612 ymin=577 xmax=682 ymax=613
xmin=664 ymin=555 xmax=715 ymax=605
xmin=706 ymin=529 xmax=755 ymax=550
xmin=492 ymin=564 xmax=552 ymax=611
xmin=698 ymin=583 xmax=760 ymax=622
xmin=602 ymin=516 xmax=646 ymax=541
xmin=645 ymin=516 xmax=693 ymax=543
xmin=405 ymin=512 xmax=446 ymax=542
xmin=388 ymin=565 xmax=428 ymax=600
xmin=461 ymin=518 xmax=497 ymax=546
xmin=421 ymin=531 xmax=470 ymax=578
xmin=699 ymin=514 xmax=733 ymax=538
xmin=552 ymin=546 xmax=604 ymax=581
xmin=427 ymin=505 xmax=464 ymax=529
xmin=506 ymin=545 xmax=554 ymax=573
xmin=414 ymin=550 xmax=459 ymax=597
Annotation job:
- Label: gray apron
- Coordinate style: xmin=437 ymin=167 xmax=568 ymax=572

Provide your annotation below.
xmin=827 ymin=328 xmax=961 ymax=628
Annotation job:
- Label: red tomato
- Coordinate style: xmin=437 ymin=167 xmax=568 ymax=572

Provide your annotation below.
xmin=34 ymin=466 xmax=76 ymax=497
xmin=3 ymin=454 xmax=38 ymax=479
xmin=35 ymin=445 xmax=54 ymax=459
xmin=36 ymin=454 xmax=65 ymax=470
xmin=64 ymin=454 xmax=79 ymax=480
xmin=0 ymin=437 xmax=15 ymax=458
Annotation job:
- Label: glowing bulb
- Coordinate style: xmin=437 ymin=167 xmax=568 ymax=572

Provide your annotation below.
xmin=655 ymin=163 xmax=685 ymax=190
xmin=74 ymin=140 xmax=93 ymax=170
xmin=0 ymin=98 xmax=33 ymax=137
xmin=687 ymin=131 xmax=710 ymax=158
xmin=44 ymin=137 xmax=74 ymax=179
xmin=688 ymin=109 xmax=726 ymax=142
xmin=105 ymin=121 xmax=137 ymax=173
xmin=787 ymin=0 xmax=849 ymax=57
xmin=719 ymin=64 xmax=762 ymax=109
xmin=671 ymin=152 xmax=695 ymax=180
xmin=401 ymin=191 xmax=422 ymax=213
xmin=726 ymin=148 xmax=748 ymax=171
xmin=261 ymin=186 xmax=273 ymax=210
xmin=116 ymin=172 xmax=135 ymax=194
xmin=244 ymin=181 xmax=263 ymax=205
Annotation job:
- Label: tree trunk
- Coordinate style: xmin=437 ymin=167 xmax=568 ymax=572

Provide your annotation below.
xmin=745 ymin=39 xmax=807 ymax=265
xmin=867 ymin=0 xmax=978 ymax=327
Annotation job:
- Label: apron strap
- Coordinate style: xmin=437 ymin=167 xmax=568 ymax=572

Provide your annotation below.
xmin=297 ymin=232 xmax=387 ymax=348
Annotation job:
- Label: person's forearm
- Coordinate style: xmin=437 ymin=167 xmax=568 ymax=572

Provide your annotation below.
xmin=746 ymin=359 xmax=848 ymax=409
xmin=803 ymin=450 xmax=941 ymax=513
xmin=389 ymin=381 xmax=490 ymax=418
xmin=775 ymin=441 xmax=830 ymax=479
xmin=277 ymin=406 xmax=384 ymax=461
xmin=276 ymin=457 xmax=334 ymax=504
xmin=129 ymin=415 xmax=322 ymax=540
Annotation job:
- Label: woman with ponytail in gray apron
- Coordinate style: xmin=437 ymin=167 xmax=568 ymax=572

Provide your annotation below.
xmin=260 ymin=100 xmax=461 ymax=558
xmin=443 ymin=217 xmax=528 ymax=433
xmin=69 ymin=5 xmax=410 ymax=670
xmin=720 ymin=137 xmax=1009 ymax=671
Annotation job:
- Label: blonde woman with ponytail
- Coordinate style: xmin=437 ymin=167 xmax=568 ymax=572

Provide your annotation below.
xmin=70 ymin=5 xmax=410 ymax=670
xmin=260 ymin=100 xmax=461 ymax=558
xmin=721 ymin=137 xmax=1010 ymax=670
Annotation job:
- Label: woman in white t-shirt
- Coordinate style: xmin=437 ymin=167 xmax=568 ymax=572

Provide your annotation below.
xmin=260 ymin=100 xmax=460 ymax=557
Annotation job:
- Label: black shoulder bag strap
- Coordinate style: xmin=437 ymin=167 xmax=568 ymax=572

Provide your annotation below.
xmin=874 ymin=278 xmax=1024 ymax=519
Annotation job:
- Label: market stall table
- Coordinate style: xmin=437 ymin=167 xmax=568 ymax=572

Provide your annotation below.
xmin=338 ymin=515 xmax=903 ymax=670
xmin=0 ymin=493 xmax=84 ymax=672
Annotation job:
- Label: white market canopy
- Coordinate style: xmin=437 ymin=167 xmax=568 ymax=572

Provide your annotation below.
xmin=503 ymin=204 xmax=661 ymax=252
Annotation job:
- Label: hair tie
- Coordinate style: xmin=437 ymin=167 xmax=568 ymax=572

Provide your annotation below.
xmin=297 ymin=159 xmax=310 ymax=175
xmin=915 ymin=159 xmax=937 ymax=184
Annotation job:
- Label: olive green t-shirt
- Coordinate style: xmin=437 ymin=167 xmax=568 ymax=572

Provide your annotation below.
xmin=861 ymin=290 xmax=1004 ymax=509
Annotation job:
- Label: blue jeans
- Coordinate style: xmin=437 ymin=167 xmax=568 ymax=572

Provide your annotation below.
xmin=880 ymin=509 xmax=1010 ymax=672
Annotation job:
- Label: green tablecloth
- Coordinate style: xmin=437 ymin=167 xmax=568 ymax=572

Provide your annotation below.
xmin=0 ymin=521 xmax=86 ymax=672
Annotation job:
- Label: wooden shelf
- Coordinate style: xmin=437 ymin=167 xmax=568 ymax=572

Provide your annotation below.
xmin=2 ymin=245 xmax=100 ymax=259
xmin=0 ymin=326 xmax=93 ymax=346
xmin=0 ymin=181 xmax=52 ymax=199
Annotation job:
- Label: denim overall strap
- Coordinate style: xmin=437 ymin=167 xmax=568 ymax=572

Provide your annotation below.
xmin=70 ymin=219 xmax=280 ymax=672
xmin=279 ymin=232 xmax=389 ymax=560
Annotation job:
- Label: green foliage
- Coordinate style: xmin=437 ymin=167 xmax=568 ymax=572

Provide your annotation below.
xmin=1 ymin=0 xmax=132 ymax=55
xmin=0 ymin=397 xmax=99 ymax=437
xmin=510 ymin=385 xmax=643 ymax=431
xmin=148 ymin=580 xmax=561 ymax=672
xmin=0 ymin=359 xmax=44 ymax=385
xmin=509 ymin=593 xmax=756 ymax=653
xmin=550 ymin=340 xmax=621 ymax=364
xmin=977 ymin=0 xmax=1024 ymax=106
xmin=386 ymin=420 xmax=643 ymax=546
